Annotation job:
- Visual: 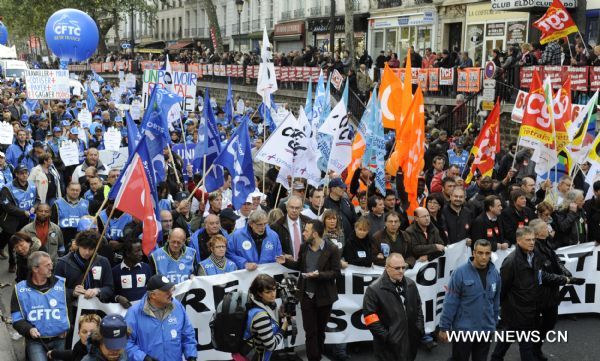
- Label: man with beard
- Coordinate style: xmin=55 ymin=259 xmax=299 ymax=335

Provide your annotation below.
xmin=20 ymin=203 xmax=64 ymax=262
xmin=189 ymin=214 xmax=227 ymax=262
xmin=467 ymin=176 xmax=495 ymax=215
xmin=471 ymin=196 xmax=508 ymax=251
xmin=441 ymin=188 xmax=473 ymax=245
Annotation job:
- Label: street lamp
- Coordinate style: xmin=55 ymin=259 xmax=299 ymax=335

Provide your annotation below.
xmin=236 ymin=0 xmax=244 ymax=52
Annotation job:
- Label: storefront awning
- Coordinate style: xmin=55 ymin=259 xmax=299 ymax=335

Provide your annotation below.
xmin=137 ymin=48 xmax=164 ymax=54
xmin=274 ymin=34 xmax=303 ymax=41
xmin=137 ymin=40 xmax=165 ymax=49
xmin=167 ymin=40 xmax=194 ymax=50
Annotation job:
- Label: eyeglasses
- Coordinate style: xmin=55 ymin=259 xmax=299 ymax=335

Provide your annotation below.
xmin=387 ymin=265 xmax=407 ymax=271
xmin=213 ymin=245 xmax=226 ymax=249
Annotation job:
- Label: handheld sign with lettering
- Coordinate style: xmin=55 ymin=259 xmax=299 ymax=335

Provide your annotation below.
xmin=91 ymin=80 xmax=100 ymax=93
xmin=0 ymin=121 xmax=14 ymax=144
xmin=25 ymin=70 xmax=70 ymax=99
xmin=59 ymin=141 xmax=80 ymax=166
xmin=104 ymin=127 xmax=122 ymax=152
xmin=125 ymin=74 xmax=136 ymax=89
xmin=130 ymin=100 xmax=141 ymax=120
xmin=78 ymin=108 xmax=92 ymax=128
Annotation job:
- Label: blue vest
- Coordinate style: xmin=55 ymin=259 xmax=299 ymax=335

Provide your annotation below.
xmin=199 ymin=257 xmax=237 ymax=275
xmin=0 ymin=166 xmax=13 ymax=186
xmin=83 ymin=190 xmax=95 ymax=202
xmin=77 ymin=140 xmax=86 ymax=163
xmin=100 ymin=211 xmax=133 ymax=241
xmin=244 ymin=307 xmax=280 ymax=361
xmin=12 ymin=277 xmax=70 ymax=337
xmin=448 ymin=149 xmax=469 ymax=173
xmin=55 ymin=198 xmax=89 ymax=229
xmin=151 ymin=246 xmax=196 ymax=284
xmin=6 ymin=181 xmax=37 ymax=210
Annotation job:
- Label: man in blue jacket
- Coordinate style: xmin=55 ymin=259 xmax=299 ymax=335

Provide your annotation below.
xmin=125 ymin=274 xmax=197 ymax=361
xmin=227 ymin=209 xmax=283 ymax=270
xmin=438 ymin=239 xmax=501 ymax=361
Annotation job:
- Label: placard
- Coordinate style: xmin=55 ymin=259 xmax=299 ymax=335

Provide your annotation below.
xmin=103 ymin=127 xmax=122 ymax=152
xmin=142 ymin=69 xmax=198 ymax=112
xmin=25 ymin=70 xmax=70 ymax=99
xmin=125 ymin=73 xmax=136 ymax=88
xmin=0 ymin=121 xmax=14 ymax=144
xmin=130 ymin=100 xmax=142 ymax=120
xmin=77 ymin=108 xmax=92 ymax=128
xmin=439 ymin=67 xmax=454 ymax=85
xmin=59 ymin=141 xmax=80 ymax=166
xmin=331 ymin=69 xmax=344 ymax=90
xmin=91 ymin=80 xmax=100 ymax=93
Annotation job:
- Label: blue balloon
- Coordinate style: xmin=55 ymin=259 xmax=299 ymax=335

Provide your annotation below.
xmin=0 ymin=22 xmax=8 ymax=45
xmin=45 ymin=9 xmax=98 ymax=62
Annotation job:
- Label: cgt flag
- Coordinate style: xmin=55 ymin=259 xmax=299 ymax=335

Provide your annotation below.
xmin=466 ymin=99 xmax=501 ymax=184
xmin=533 ymin=0 xmax=578 ymax=44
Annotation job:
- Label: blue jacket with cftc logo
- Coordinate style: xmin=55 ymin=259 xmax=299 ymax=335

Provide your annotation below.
xmin=227 ymin=225 xmax=282 ymax=268
xmin=124 ymin=295 xmax=197 ymax=361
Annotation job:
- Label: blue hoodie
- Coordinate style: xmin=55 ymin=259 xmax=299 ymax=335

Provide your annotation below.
xmin=227 ymin=225 xmax=282 ymax=269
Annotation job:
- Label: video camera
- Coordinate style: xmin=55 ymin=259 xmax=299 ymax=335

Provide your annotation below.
xmin=277 ymin=274 xmax=299 ymax=317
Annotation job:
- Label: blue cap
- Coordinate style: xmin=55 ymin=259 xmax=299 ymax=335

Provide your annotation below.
xmin=329 ymin=177 xmax=347 ymax=189
xmin=53 ymin=126 xmax=61 ymax=132
xmin=94 ymin=114 xmax=102 ymax=120
xmin=14 ymin=164 xmax=29 ymax=173
xmin=75 ymin=101 xmax=82 ymax=108
xmin=62 ymin=112 xmax=73 ymax=120
xmin=77 ymin=216 xmax=98 ymax=232
xmin=70 ymin=127 xmax=79 ymax=135
xmin=20 ymin=114 xmax=29 ymax=121
xmin=100 ymin=314 xmax=128 ymax=350
xmin=115 ymin=116 xmax=123 ymax=123
xmin=61 ymin=120 xmax=71 ymax=127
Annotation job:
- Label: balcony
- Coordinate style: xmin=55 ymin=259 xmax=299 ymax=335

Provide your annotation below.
xmin=184 ymin=29 xmax=189 ymax=37
xmin=242 ymin=21 xmax=250 ymax=33
xmin=198 ymin=27 xmax=206 ymax=37
xmin=266 ymin=19 xmax=273 ymax=29
xmin=281 ymin=11 xmax=291 ymax=21
xmin=251 ymin=19 xmax=261 ymax=31
xmin=191 ymin=28 xmax=197 ymax=36
xmin=309 ymin=7 xmax=322 ymax=16
xmin=378 ymin=0 xmax=402 ymax=8
xmin=351 ymin=0 xmax=361 ymax=11
xmin=294 ymin=8 xmax=305 ymax=18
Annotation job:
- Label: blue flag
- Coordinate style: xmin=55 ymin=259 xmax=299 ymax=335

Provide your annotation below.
xmin=205 ymin=119 xmax=256 ymax=209
xmin=305 ymin=78 xmax=313 ymax=122
xmin=125 ymin=111 xmax=141 ymax=156
xmin=317 ymin=73 xmax=334 ymax=173
xmin=92 ymin=70 xmax=105 ymax=84
xmin=194 ymin=88 xmax=222 ymax=175
xmin=24 ymin=99 xmax=39 ymax=115
xmin=86 ymin=86 xmax=97 ymax=111
xmin=140 ymin=86 xmax=183 ymax=181
xmin=311 ymin=71 xmax=326 ymax=124
xmin=258 ymin=102 xmax=277 ymax=132
xmin=225 ymin=77 xmax=234 ymax=125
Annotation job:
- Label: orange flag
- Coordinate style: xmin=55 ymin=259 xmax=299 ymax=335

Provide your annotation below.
xmin=400 ymin=49 xmax=413 ymax=129
xmin=378 ymin=63 xmax=402 ymax=129
xmin=403 ymin=86 xmax=424 ymax=217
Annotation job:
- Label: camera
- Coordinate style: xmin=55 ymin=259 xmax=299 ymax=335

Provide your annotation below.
xmin=277 ymin=274 xmax=299 ymax=317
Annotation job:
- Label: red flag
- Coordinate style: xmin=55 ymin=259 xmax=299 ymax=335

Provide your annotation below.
xmin=466 ymin=100 xmax=501 ymax=183
xmin=519 ymin=71 xmax=553 ymax=146
xmin=553 ymin=76 xmax=571 ymax=150
xmin=533 ymin=0 xmax=578 ymax=44
xmin=113 ymin=153 xmax=158 ymax=255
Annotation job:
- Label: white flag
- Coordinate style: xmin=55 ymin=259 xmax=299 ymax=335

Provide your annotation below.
xmin=318 ymin=100 xmax=348 ymax=136
xmin=533 ymin=144 xmax=558 ymax=175
xmin=257 ymin=27 xmax=278 ymax=107
xmin=255 ymin=112 xmax=307 ymax=170
xmin=321 ymin=102 xmax=353 ymax=174
xmin=293 ymin=108 xmax=322 ymax=188
xmin=568 ymin=91 xmax=598 ymax=142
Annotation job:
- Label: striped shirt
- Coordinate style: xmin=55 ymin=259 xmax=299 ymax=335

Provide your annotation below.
xmin=250 ymin=310 xmax=284 ymax=352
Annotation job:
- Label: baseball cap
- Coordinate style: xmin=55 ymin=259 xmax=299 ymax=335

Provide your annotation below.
xmin=147 ymin=274 xmax=175 ymax=292
xmin=100 ymin=314 xmax=128 ymax=350
xmin=220 ymin=208 xmax=240 ymax=221
xmin=0 ymin=151 xmax=5 ymax=158
xmin=20 ymin=114 xmax=29 ymax=121
xmin=174 ymin=191 xmax=189 ymax=202
xmin=14 ymin=164 xmax=29 ymax=173
xmin=329 ymin=178 xmax=347 ymax=189
xmin=62 ymin=120 xmax=71 ymax=127
xmin=115 ymin=115 xmax=123 ymax=123
xmin=32 ymin=141 xmax=44 ymax=149
xmin=77 ymin=216 xmax=98 ymax=232
xmin=292 ymin=181 xmax=305 ymax=190
xmin=76 ymin=101 xmax=83 ymax=108
xmin=70 ymin=127 xmax=79 ymax=135
xmin=53 ymin=126 xmax=61 ymax=132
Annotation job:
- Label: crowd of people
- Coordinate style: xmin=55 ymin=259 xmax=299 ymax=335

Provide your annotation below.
xmin=0 ymin=40 xmax=597 ymax=361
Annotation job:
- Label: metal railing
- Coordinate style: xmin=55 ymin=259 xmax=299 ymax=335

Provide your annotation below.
xmin=309 ymin=7 xmax=322 ymax=16
xmin=184 ymin=29 xmax=189 ymax=37
xmin=294 ymin=8 xmax=305 ymax=18
xmin=281 ymin=11 xmax=291 ymax=20
xmin=378 ymin=0 xmax=402 ymax=9
xmin=197 ymin=27 xmax=206 ymax=37
xmin=251 ymin=20 xmax=261 ymax=31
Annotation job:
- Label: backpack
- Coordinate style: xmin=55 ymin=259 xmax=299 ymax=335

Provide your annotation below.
xmin=210 ymin=290 xmax=251 ymax=353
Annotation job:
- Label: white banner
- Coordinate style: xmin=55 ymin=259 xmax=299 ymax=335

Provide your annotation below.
xmin=142 ymin=69 xmax=197 ymax=112
xmin=74 ymin=241 xmax=600 ymax=360
xmin=25 ymin=70 xmax=70 ymax=100
xmin=59 ymin=141 xmax=80 ymax=166
xmin=0 ymin=121 xmax=14 ymax=145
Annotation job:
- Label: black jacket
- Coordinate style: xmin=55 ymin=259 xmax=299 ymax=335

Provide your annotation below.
xmin=551 ymin=208 xmax=587 ymax=249
xmin=535 ymin=238 xmax=570 ymax=309
xmin=441 ymin=205 xmax=473 ymax=244
xmin=372 ymin=229 xmax=413 ymax=266
xmin=499 ymin=205 xmax=536 ymax=245
xmin=470 ymin=213 xmax=505 ymax=251
xmin=583 ymin=197 xmax=600 ymax=243
xmin=282 ymin=239 xmax=341 ymax=307
xmin=363 ymin=272 xmax=424 ymax=361
xmin=0 ymin=180 xmax=39 ymax=234
xmin=54 ymin=252 xmax=114 ymax=303
xmin=404 ymin=222 xmax=444 ymax=260
xmin=343 ymin=233 xmax=374 ymax=267
xmin=323 ymin=196 xmax=357 ymax=237
xmin=270 ymin=214 xmax=312 ymax=257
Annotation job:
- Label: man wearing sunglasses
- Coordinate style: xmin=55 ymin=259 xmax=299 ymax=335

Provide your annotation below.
xmin=363 ymin=253 xmax=424 ymax=361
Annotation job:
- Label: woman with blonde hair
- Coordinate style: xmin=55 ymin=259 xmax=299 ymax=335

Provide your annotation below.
xmin=552 ymin=189 xmax=586 ymax=249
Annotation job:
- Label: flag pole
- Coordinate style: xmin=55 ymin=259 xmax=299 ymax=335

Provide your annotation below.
xmin=317 ymin=172 xmax=330 ymax=217
xmin=262 ymin=101 xmax=267 ymax=195
xmin=202 ymin=154 xmax=207 ymax=205
xmin=179 ymin=115 xmax=189 ymax=165
xmin=79 ymin=205 xmax=116 ymax=287
xmin=166 ymin=144 xmax=181 ymax=187
xmin=185 ymin=162 xmax=217 ymax=204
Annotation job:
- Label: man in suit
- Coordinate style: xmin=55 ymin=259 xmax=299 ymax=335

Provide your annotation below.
xmin=278 ymin=219 xmax=341 ymax=361
xmin=271 ymin=195 xmax=311 ymax=260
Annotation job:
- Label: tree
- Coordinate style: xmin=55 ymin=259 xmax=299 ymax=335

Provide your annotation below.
xmin=0 ymin=0 xmax=158 ymax=55
xmin=344 ymin=0 xmax=355 ymax=69
xmin=202 ymin=0 xmax=223 ymax=54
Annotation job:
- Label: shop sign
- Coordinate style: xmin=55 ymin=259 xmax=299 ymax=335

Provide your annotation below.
xmin=506 ymin=21 xmax=528 ymax=44
xmin=490 ymin=0 xmax=576 ymax=10
xmin=486 ymin=22 xmax=505 ymax=37
xmin=274 ymin=21 xmax=305 ymax=36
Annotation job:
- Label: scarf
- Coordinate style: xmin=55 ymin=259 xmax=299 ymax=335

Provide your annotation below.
xmin=209 ymin=253 xmax=226 ymax=269
xmin=73 ymin=251 xmax=92 ymax=289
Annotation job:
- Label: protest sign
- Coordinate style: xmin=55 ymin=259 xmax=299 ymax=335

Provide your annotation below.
xmin=99 ymin=148 xmax=128 ymax=171
xmin=59 ymin=141 xmax=80 ymax=166
xmin=77 ymin=108 xmax=92 ymax=128
xmin=142 ymin=69 xmax=198 ymax=112
xmin=0 ymin=122 xmax=14 ymax=145
xmin=103 ymin=127 xmax=122 ymax=152
xmin=130 ymin=100 xmax=142 ymax=120
xmin=91 ymin=80 xmax=100 ymax=93
xmin=125 ymin=73 xmax=136 ymax=88
xmin=25 ymin=70 xmax=70 ymax=99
